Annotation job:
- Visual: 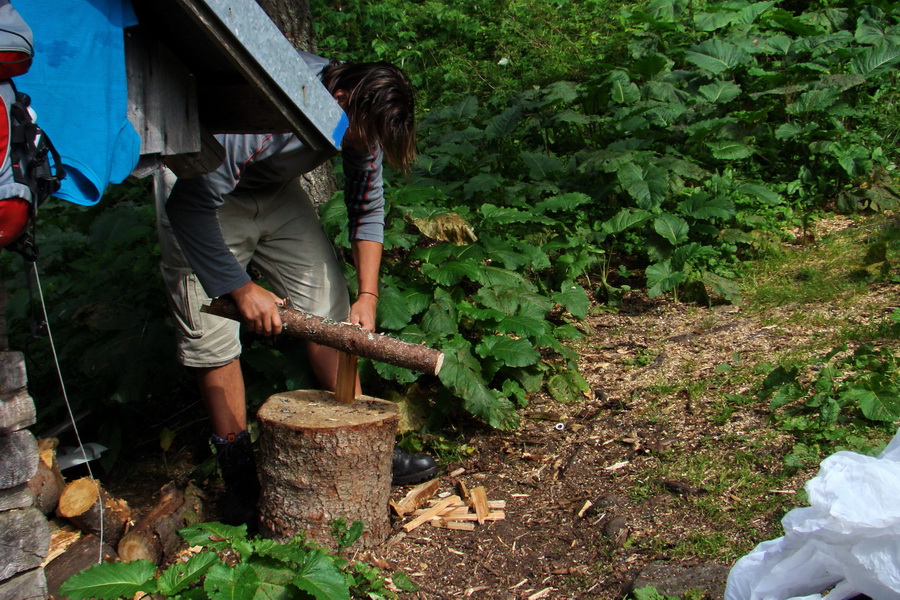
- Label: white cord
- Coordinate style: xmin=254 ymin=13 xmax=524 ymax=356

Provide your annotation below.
xmin=32 ymin=262 xmax=105 ymax=562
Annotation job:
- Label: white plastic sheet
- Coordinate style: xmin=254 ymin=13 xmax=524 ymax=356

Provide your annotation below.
xmin=725 ymin=431 xmax=900 ymax=600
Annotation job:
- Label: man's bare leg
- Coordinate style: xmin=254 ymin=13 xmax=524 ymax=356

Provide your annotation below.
xmin=197 ymin=358 xmax=248 ymax=438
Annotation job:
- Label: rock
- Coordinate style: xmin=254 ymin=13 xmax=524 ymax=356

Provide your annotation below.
xmin=630 ymin=560 xmax=730 ymax=600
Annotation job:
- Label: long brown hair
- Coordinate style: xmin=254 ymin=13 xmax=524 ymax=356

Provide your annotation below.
xmin=321 ymin=61 xmax=416 ymax=171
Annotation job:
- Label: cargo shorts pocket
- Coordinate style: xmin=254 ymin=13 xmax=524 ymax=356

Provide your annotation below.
xmin=159 ymin=263 xmax=206 ymax=339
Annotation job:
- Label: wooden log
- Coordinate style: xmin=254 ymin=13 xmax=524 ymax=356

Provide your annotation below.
xmin=202 ymin=298 xmax=444 ymax=376
xmin=0 ymin=507 xmax=50 ymax=581
xmin=0 ymin=351 xmax=27 ymax=393
xmin=0 ymin=483 xmax=34 ymax=512
xmin=0 ymin=389 xmax=36 ymax=433
xmin=118 ymin=481 xmax=205 ymax=564
xmin=56 ymin=478 xmax=132 ymax=546
xmin=0 ymin=568 xmax=48 ymax=600
xmin=44 ymin=534 xmax=117 ymax=600
xmin=0 ymin=429 xmax=38 ymax=489
xmin=44 ymin=520 xmax=83 ymax=566
xmin=257 ymin=390 xmax=399 ymax=549
xmin=28 ymin=437 xmax=67 ymax=515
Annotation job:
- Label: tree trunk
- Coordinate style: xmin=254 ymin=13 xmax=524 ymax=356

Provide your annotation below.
xmin=254 ymin=0 xmax=337 ymax=208
xmin=118 ymin=481 xmax=205 ymax=564
xmin=257 ymin=390 xmax=399 ymax=549
xmin=0 ymin=507 xmax=50 ymax=581
xmin=56 ymin=478 xmax=132 ymax=546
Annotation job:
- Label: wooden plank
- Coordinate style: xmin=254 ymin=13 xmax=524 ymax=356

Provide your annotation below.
xmin=0 ymin=351 xmax=26 ymax=393
xmin=431 ymin=519 xmax=475 ymax=531
xmin=126 ymin=28 xmax=200 ymax=156
xmin=469 ymin=486 xmax=490 ymax=525
xmin=0 ymin=429 xmax=38 ymax=489
xmin=43 ymin=521 xmax=83 ymax=566
xmin=402 ymin=495 xmax=460 ymax=532
xmin=0 ymin=483 xmax=34 ymax=512
xmin=0 ymin=568 xmax=48 ymax=600
xmin=0 ymin=508 xmax=50 ymax=581
xmin=0 ymin=389 xmax=35 ymax=432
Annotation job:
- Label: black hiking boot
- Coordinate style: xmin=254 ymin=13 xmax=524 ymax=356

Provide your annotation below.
xmin=392 ymin=447 xmax=438 ymax=486
xmin=212 ymin=430 xmax=261 ymax=533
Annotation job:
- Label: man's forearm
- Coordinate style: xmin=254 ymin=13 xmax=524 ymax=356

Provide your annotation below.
xmin=352 ymin=239 xmax=383 ymax=296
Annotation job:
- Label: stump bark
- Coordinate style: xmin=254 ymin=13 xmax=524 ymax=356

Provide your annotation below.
xmin=257 ymin=390 xmax=399 ymax=549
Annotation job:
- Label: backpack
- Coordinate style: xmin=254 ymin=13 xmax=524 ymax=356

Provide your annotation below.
xmin=0 ymin=0 xmax=64 ymax=259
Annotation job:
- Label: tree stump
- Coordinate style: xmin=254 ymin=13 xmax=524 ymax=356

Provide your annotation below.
xmin=257 ymin=390 xmax=399 ymax=549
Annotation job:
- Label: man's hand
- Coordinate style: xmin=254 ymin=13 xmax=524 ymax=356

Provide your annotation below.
xmin=348 ymin=293 xmax=377 ymax=332
xmin=229 ymin=281 xmax=284 ymax=335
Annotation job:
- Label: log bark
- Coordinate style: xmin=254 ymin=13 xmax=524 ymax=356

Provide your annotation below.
xmin=118 ymin=481 xmax=205 ymax=564
xmin=44 ymin=534 xmax=117 ymax=600
xmin=0 ymin=429 xmax=38 ymax=489
xmin=0 ymin=568 xmax=48 ymax=600
xmin=56 ymin=478 xmax=132 ymax=546
xmin=0 ymin=351 xmax=27 ymax=393
xmin=202 ymin=298 xmax=444 ymax=376
xmin=0 ymin=483 xmax=34 ymax=512
xmin=257 ymin=390 xmax=399 ymax=549
xmin=28 ymin=437 xmax=66 ymax=515
xmin=0 ymin=507 xmax=50 ymax=580
xmin=0 ymin=389 xmax=36 ymax=433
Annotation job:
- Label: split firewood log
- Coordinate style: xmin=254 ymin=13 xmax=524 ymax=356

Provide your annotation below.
xmin=118 ymin=481 xmax=205 ymax=564
xmin=44 ymin=534 xmax=117 ymax=600
xmin=28 ymin=437 xmax=66 ymax=515
xmin=56 ymin=477 xmax=132 ymax=546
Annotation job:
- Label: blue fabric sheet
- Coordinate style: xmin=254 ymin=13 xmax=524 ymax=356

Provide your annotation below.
xmin=14 ymin=0 xmax=140 ymax=205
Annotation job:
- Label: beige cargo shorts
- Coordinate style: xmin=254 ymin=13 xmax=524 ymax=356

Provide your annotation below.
xmin=154 ymin=170 xmax=350 ymax=368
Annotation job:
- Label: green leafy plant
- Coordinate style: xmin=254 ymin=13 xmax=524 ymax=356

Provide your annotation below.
xmin=758 ymin=341 xmax=900 ymax=469
xmin=58 ymin=521 xmax=416 ymax=600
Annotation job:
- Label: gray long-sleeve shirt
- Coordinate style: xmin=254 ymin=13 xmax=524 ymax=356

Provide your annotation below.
xmin=165 ymin=55 xmax=385 ymax=299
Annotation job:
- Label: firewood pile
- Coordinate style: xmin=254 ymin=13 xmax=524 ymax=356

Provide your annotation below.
xmin=390 ymin=474 xmax=507 ymax=533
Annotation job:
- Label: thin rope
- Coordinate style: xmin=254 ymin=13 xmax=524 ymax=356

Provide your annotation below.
xmin=31 ymin=262 xmax=105 ymax=562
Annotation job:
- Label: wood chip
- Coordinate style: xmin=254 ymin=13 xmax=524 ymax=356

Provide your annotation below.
xmin=433 ymin=520 xmax=476 ymax=531
xmin=528 ymin=588 xmax=554 ymax=600
xmin=470 ymin=486 xmax=490 ymax=524
xmin=605 ymin=460 xmax=630 ymax=471
xmin=390 ymin=478 xmax=440 ymax=517
xmin=403 ymin=495 xmax=461 ymax=532
xmin=449 ymin=468 xmax=465 ymax=477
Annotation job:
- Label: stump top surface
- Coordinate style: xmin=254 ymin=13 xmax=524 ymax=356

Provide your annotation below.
xmin=258 ymin=390 xmax=400 ymax=430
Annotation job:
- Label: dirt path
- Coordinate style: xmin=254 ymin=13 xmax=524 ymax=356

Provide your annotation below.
xmin=375 ymin=279 xmax=899 ymax=599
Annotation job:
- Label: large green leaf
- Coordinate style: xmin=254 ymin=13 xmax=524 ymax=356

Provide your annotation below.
xmin=439 ymin=336 xmax=520 ymax=429
xmin=678 ymin=193 xmax=736 ymax=221
xmin=421 ymin=260 xmax=482 ymax=286
xmin=534 ymin=193 xmax=592 ymax=214
xmin=58 ymin=560 xmax=157 ymax=600
xmin=707 ymin=141 xmax=753 ymax=160
xmin=684 ymin=39 xmax=751 ymax=74
xmin=844 ymin=376 xmax=900 ymax=422
xmin=850 ymin=45 xmax=900 ymax=77
xmin=520 ymin=151 xmax=564 ymax=180
xmin=158 ymin=552 xmax=219 ymax=596
xmin=292 ymin=550 xmax=350 ymax=600
xmin=376 ymin=286 xmax=413 ymax=331
xmin=485 ymin=105 xmax=523 ymax=139
xmin=420 ymin=290 xmax=458 ymax=337
xmin=496 ymin=315 xmax=550 ymax=337
xmin=698 ymin=80 xmax=742 ymax=103
xmin=608 ymin=71 xmax=641 ymax=104
xmin=204 ymin=563 xmax=260 ymax=600
xmin=653 ymin=214 xmax=689 ymax=245
xmin=547 ymin=369 xmax=590 ymax=402
xmin=480 ymin=203 xmax=539 ymax=225
xmin=551 ymin=281 xmax=590 ymax=319
xmin=617 ymin=162 xmax=667 ymax=209
xmin=602 ymin=208 xmax=652 ymax=234
xmin=646 ymin=260 xmax=687 ymax=298
xmin=463 ymin=173 xmax=502 ymax=199
xmin=476 ymin=335 xmax=540 ymax=367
